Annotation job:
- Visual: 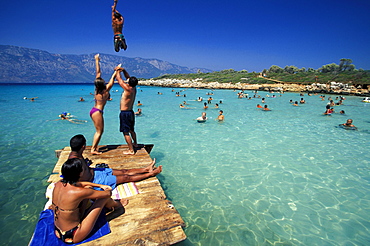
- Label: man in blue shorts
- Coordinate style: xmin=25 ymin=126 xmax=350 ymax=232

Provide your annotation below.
xmin=115 ymin=66 xmax=139 ymax=155
xmin=68 ymin=135 xmax=162 ymax=189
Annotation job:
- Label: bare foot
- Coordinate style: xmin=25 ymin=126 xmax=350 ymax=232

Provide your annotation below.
xmin=145 ymin=158 xmax=156 ymax=172
xmin=91 ymin=150 xmax=102 ymax=155
xmin=94 ymin=53 xmax=100 ymax=60
xmin=123 ymin=150 xmax=135 ymax=155
xmin=108 ymin=199 xmax=129 ymax=212
xmin=151 ymin=165 xmax=162 ymax=176
xmin=120 ymin=198 xmax=129 ymax=207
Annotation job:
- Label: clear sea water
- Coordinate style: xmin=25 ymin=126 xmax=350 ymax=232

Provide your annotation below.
xmin=0 ymin=83 xmax=369 ymax=246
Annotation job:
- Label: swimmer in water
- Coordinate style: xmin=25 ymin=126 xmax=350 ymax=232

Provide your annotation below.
xmin=55 ymin=114 xmax=87 ymax=124
xmin=217 ymin=110 xmax=224 ymax=121
xmin=263 ymin=105 xmax=271 ymax=111
xmin=196 ymin=112 xmax=207 ymax=122
xmin=134 ymin=108 xmax=142 ymax=116
xmin=342 ymin=119 xmax=356 ymax=128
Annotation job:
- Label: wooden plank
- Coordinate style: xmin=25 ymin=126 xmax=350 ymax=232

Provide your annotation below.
xmin=48 ymin=144 xmax=186 ymax=246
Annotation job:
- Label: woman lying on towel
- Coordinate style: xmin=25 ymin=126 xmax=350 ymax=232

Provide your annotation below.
xmin=52 ymin=158 xmax=128 ymax=244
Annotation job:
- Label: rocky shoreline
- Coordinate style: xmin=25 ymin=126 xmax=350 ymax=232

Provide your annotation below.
xmin=139 ymin=79 xmax=370 ymax=96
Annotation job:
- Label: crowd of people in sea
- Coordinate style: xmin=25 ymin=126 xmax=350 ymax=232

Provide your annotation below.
xmin=162 ymin=89 xmax=356 ymax=129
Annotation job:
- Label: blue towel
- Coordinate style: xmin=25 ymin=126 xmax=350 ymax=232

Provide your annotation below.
xmin=29 ymin=209 xmax=110 ymax=246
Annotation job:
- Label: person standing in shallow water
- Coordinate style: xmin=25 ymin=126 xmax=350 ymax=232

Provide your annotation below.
xmin=90 ymin=54 xmax=118 ymax=155
xmin=115 ymin=66 xmax=139 ymax=155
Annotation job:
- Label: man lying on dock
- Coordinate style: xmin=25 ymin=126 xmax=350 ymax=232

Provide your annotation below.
xmin=68 ymin=134 xmax=162 ymax=190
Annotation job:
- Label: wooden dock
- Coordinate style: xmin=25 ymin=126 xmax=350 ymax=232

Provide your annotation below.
xmin=47 ymin=144 xmax=186 ymax=246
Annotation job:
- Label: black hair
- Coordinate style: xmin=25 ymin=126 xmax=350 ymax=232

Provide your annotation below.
xmin=61 ymin=158 xmax=83 ymax=185
xmin=94 ymin=77 xmax=106 ymax=94
xmin=70 ymin=134 xmax=86 ymax=152
xmin=114 ymin=12 xmax=122 ymax=19
xmin=128 ymin=77 xmax=138 ymax=87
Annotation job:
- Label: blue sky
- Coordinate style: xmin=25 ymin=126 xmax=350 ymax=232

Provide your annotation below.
xmin=1 ymin=0 xmax=369 ymax=71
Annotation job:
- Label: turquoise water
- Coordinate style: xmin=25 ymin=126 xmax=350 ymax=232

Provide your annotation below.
xmin=0 ymin=83 xmax=369 ymax=246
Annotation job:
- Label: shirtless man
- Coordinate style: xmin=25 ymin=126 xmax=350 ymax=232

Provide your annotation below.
xmin=112 ymin=0 xmax=127 ymax=52
xmin=342 ymin=119 xmax=356 ymax=128
xmin=68 ymin=134 xmax=162 ymax=187
xmin=217 ymin=110 xmax=224 ymax=121
xmin=115 ymin=67 xmax=139 ymax=155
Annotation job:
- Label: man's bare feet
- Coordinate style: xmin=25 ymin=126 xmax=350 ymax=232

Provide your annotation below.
xmin=151 ymin=165 xmax=162 ymax=176
xmin=123 ymin=150 xmax=135 ymax=155
xmin=144 ymin=158 xmax=156 ymax=172
xmin=94 ymin=53 xmax=100 ymax=60
xmin=119 ymin=198 xmax=129 ymax=207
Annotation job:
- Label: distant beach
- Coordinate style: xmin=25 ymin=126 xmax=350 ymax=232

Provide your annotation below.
xmin=140 ymin=79 xmax=370 ymax=96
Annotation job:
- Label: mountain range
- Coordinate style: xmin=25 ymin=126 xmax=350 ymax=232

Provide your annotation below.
xmin=0 ymin=45 xmax=212 ymax=83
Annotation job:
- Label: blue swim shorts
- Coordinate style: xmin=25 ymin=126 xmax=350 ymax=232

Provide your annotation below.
xmin=93 ymin=168 xmax=117 ymax=190
xmin=119 ymin=110 xmax=135 ymax=133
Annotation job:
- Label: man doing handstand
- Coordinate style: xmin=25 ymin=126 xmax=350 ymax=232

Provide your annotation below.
xmin=112 ymin=0 xmax=127 ymax=52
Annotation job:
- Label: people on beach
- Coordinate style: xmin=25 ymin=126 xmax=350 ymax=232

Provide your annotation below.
xmin=217 ymin=110 xmax=224 ymax=121
xmin=90 ymin=54 xmax=118 ymax=155
xmin=52 ymin=158 xmax=128 ymax=244
xmin=68 ymin=135 xmax=162 ymax=188
xmin=115 ymin=66 xmax=139 ymax=155
xmin=112 ymin=0 xmax=127 ymax=52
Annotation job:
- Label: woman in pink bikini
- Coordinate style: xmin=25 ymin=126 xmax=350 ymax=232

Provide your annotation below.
xmin=90 ymin=54 xmax=119 ymax=155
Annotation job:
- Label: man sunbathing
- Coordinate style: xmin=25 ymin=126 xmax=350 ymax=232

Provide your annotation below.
xmin=68 ymin=134 xmax=162 ymax=189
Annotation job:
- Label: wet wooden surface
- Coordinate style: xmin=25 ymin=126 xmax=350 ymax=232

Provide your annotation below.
xmin=48 ymin=144 xmax=186 ymax=246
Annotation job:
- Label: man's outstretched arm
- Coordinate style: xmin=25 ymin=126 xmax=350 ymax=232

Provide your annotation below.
xmin=112 ymin=0 xmax=118 ymax=14
xmin=115 ymin=67 xmax=130 ymax=89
